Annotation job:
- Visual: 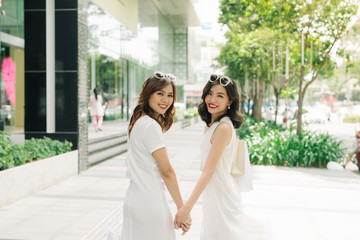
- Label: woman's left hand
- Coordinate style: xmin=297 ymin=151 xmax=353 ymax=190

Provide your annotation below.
xmin=179 ymin=218 xmax=192 ymax=236
xmin=174 ymin=206 xmax=191 ymax=235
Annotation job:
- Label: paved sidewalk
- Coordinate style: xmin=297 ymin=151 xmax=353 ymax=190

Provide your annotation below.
xmin=1 ymin=121 xmax=360 ymax=240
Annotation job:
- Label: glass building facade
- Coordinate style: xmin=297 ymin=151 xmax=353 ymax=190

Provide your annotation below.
xmin=87 ymin=0 xmax=191 ymax=121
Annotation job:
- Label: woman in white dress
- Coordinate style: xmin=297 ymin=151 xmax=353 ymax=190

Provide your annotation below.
xmin=121 ymin=72 xmax=191 ymax=240
xmin=89 ymin=88 xmax=104 ymax=132
xmin=174 ymin=74 xmax=244 ymax=239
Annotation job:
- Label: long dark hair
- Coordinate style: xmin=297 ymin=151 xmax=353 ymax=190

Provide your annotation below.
xmin=198 ymin=76 xmax=244 ymax=129
xmin=93 ymin=88 xmax=98 ymax=100
xmin=128 ymin=75 xmax=177 ymax=136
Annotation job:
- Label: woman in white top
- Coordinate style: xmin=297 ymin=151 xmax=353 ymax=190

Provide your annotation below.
xmin=89 ymin=88 xmax=104 ymax=132
xmin=174 ymin=74 xmax=244 ymax=240
xmin=121 ymin=72 xmax=191 ymax=240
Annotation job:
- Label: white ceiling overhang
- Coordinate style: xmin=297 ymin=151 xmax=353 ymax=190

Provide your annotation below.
xmin=141 ymin=0 xmax=200 ymax=28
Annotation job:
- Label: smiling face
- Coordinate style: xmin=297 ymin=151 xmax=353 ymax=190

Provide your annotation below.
xmin=148 ymin=84 xmax=174 ymax=117
xmin=205 ymin=84 xmax=231 ymax=122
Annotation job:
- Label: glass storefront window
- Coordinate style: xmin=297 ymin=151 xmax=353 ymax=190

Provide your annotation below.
xmin=0 ymin=48 xmax=16 ymax=126
xmin=0 ymin=0 xmax=24 ymax=132
xmin=87 ymin=2 xmax=179 ymax=122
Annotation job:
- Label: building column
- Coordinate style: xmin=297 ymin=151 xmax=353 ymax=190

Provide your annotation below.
xmin=78 ymin=0 xmax=89 ymax=171
xmin=46 ymin=0 xmax=55 ymax=133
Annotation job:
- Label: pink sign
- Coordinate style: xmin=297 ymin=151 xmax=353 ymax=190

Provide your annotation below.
xmin=1 ymin=57 xmax=16 ymax=106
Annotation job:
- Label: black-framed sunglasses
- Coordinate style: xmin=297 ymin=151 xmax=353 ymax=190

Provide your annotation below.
xmin=154 ymin=71 xmax=176 ymax=81
xmin=209 ymin=74 xmax=233 ymax=86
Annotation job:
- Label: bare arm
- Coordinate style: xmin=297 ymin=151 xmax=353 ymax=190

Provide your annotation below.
xmin=152 ymin=147 xmax=183 ymax=210
xmin=175 ymin=122 xmax=232 ymax=225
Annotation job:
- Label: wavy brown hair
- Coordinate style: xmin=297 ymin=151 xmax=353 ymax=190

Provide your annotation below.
xmin=198 ymin=76 xmax=244 ymax=129
xmin=128 ymin=75 xmax=177 ymax=136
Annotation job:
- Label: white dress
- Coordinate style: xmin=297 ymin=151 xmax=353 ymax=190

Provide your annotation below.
xmin=120 ymin=115 xmax=176 ymax=240
xmin=89 ymin=94 xmax=104 ymax=116
xmin=200 ymin=117 xmax=244 ymax=240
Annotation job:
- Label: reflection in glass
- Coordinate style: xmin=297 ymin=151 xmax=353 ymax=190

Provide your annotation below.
xmin=0 ymin=0 xmax=24 ymax=39
xmin=87 ymin=2 xmax=177 ymax=121
xmin=1 ymin=57 xmax=16 ymax=106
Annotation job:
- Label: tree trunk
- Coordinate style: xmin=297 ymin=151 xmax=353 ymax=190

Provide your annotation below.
xmin=296 ymin=91 xmax=305 ymax=135
xmin=252 ymin=81 xmax=265 ymax=121
xmin=273 ymin=87 xmax=280 ymax=126
xmin=247 ymin=98 xmax=251 ymax=115
xmin=296 ymin=65 xmax=305 ymax=135
xmin=240 ymin=93 xmax=246 ymax=114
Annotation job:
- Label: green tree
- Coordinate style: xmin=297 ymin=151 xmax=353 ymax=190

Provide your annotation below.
xmin=218 ymin=29 xmax=274 ymax=121
xmin=218 ymin=0 xmax=358 ymax=134
xmin=335 ymin=17 xmax=360 ymax=88
xmin=217 ymin=0 xmax=299 ymax=122
xmin=292 ymin=0 xmax=358 ymax=135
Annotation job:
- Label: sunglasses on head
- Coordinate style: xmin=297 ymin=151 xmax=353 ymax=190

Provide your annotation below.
xmin=154 ymin=71 xmax=176 ymax=81
xmin=209 ymin=74 xmax=233 ymax=86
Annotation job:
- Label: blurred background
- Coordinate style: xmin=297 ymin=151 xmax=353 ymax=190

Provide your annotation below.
xmin=1 ymin=0 xmax=360 ymax=171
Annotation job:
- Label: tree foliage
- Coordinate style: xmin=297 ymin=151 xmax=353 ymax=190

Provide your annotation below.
xmin=217 ymin=0 xmax=359 ymax=133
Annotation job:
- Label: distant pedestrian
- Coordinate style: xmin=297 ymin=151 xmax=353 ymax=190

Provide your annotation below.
xmin=266 ymin=107 xmax=274 ymax=122
xmin=174 ymin=74 xmax=250 ymax=239
xmin=89 ymin=88 xmax=104 ymax=132
xmin=120 ymin=72 xmax=191 ymax=240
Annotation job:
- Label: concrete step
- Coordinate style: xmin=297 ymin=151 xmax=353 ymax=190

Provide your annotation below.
xmin=87 ymin=118 xmax=197 ymax=166
xmin=89 ymin=135 xmax=127 ymax=155
xmin=88 ymin=143 xmax=128 ymax=166
xmin=181 ymin=120 xmax=191 ymax=128
xmin=88 ymin=132 xmax=128 ymax=166
xmin=88 ymin=132 xmax=127 ymax=145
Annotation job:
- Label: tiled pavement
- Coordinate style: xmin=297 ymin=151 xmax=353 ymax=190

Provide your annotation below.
xmin=1 ymin=121 xmax=360 ymax=240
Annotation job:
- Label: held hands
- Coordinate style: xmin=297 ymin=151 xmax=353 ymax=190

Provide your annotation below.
xmin=174 ymin=206 xmax=192 ymax=236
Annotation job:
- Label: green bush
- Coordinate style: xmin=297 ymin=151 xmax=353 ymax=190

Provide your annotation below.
xmin=176 ymin=109 xmax=185 ymax=114
xmin=187 ymin=109 xmax=198 ymax=114
xmin=103 ymin=113 xmax=123 ymax=121
xmin=184 ymin=114 xmax=192 ymax=119
xmin=237 ymin=116 xmax=345 ymax=168
xmin=237 ymin=116 xmax=287 ymax=140
xmin=25 ymin=137 xmax=72 ymax=161
xmin=343 ymin=115 xmax=360 ymax=122
xmin=0 ymin=131 xmax=72 ymax=171
xmin=0 ymin=131 xmax=31 ymax=170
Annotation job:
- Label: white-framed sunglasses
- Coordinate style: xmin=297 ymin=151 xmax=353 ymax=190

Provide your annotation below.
xmin=209 ymin=74 xmax=233 ymax=86
xmin=154 ymin=71 xmax=176 ymax=81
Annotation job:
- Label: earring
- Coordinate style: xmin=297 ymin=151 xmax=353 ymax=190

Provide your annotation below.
xmin=227 ymin=105 xmax=231 ymax=109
